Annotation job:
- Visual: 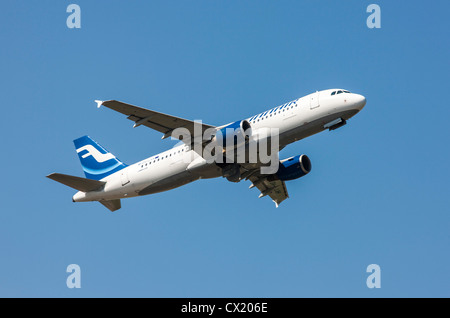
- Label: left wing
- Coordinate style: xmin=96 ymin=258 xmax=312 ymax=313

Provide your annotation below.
xmin=247 ymin=173 xmax=289 ymax=207
xmin=97 ymin=100 xmax=216 ymax=143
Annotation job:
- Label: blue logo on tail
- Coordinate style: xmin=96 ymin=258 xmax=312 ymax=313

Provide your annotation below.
xmin=73 ymin=136 xmax=127 ymax=180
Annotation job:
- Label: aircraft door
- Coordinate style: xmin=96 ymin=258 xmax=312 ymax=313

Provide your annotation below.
xmin=310 ymin=91 xmax=320 ymax=109
xmin=121 ymin=171 xmax=130 ymax=186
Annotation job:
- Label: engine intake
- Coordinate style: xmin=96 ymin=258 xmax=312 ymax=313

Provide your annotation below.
xmin=215 ymin=120 xmax=252 ymax=149
xmin=276 ymin=155 xmax=312 ymax=181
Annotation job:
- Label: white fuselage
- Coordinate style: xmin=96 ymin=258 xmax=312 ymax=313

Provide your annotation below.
xmin=73 ymin=89 xmax=366 ymax=202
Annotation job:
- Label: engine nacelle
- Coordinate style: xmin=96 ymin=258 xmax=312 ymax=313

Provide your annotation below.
xmin=215 ymin=120 xmax=252 ymax=149
xmin=276 ymin=155 xmax=312 ymax=181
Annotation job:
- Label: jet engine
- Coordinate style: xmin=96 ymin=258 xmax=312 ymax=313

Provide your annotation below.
xmin=215 ymin=120 xmax=252 ymax=149
xmin=276 ymin=155 xmax=312 ymax=181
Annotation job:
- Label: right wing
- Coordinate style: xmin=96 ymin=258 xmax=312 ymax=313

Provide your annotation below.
xmin=247 ymin=173 xmax=289 ymax=207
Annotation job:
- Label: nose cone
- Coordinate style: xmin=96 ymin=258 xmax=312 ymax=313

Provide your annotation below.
xmin=354 ymin=94 xmax=366 ymax=111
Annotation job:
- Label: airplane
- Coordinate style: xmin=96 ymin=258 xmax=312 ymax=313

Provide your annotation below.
xmin=47 ymin=89 xmax=366 ymax=211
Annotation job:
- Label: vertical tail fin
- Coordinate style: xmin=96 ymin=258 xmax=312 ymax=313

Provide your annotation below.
xmin=73 ymin=136 xmax=127 ymax=181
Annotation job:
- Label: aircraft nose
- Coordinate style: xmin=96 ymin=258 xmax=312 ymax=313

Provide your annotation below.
xmin=354 ymin=94 xmax=366 ymax=111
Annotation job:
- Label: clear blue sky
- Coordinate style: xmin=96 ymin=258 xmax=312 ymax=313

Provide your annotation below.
xmin=0 ymin=0 xmax=449 ymax=297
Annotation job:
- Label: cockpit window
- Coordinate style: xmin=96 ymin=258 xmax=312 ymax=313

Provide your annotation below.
xmin=332 ymin=90 xmax=351 ymax=96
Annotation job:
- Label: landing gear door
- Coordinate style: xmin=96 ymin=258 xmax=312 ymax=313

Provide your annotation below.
xmin=310 ymin=91 xmax=320 ymax=109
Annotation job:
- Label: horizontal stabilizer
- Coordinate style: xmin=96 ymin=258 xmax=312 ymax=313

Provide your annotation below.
xmin=99 ymin=199 xmax=121 ymax=212
xmin=47 ymin=173 xmax=105 ymax=192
